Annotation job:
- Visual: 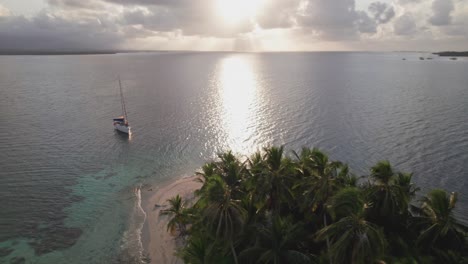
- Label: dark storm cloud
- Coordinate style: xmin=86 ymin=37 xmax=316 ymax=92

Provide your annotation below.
xmin=0 ymin=13 xmax=123 ymax=51
xmin=394 ymin=13 xmax=417 ymax=35
xmin=369 ymin=2 xmax=395 ymax=24
xmin=429 ymin=0 xmax=454 ymax=26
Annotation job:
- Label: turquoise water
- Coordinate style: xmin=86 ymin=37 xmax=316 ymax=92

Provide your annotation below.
xmin=1 ymin=52 xmax=468 ymax=263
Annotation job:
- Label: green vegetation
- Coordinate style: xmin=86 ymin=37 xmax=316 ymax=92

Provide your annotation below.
xmin=161 ymin=147 xmax=468 ymax=264
xmin=434 ymin=51 xmax=468 ymax=57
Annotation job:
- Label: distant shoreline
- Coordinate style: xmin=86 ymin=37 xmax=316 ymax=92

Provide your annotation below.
xmin=433 ymin=51 xmax=468 ymax=57
xmin=0 ymin=50 xmax=173 ymax=55
xmin=0 ymin=51 xmax=118 ymax=55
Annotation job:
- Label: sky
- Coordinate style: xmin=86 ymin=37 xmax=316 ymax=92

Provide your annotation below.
xmin=0 ymin=0 xmax=466 ymax=52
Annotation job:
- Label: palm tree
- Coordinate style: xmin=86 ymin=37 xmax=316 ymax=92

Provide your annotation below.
xmin=295 ymin=148 xmax=344 ymax=213
xmin=195 ymin=152 xmax=246 ymax=204
xmin=366 ymin=161 xmax=412 ymax=229
xmin=217 ymin=151 xmax=246 ymax=189
xmin=195 ymin=162 xmax=218 ymax=197
xmin=239 ymin=216 xmax=311 ymax=264
xmin=178 ymin=233 xmax=230 ymax=264
xmin=160 ymin=194 xmax=188 ymax=235
xmin=264 ymin=146 xmax=296 ymax=213
xmin=164 ymin=147 xmax=468 ymax=264
xmin=245 ymin=147 xmax=294 ymax=214
xmin=316 ymin=187 xmax=387 ymax=264
xmin=394 ymin=172 xmax=419 ymax=198
xmin=335 ymin=164 xmax=358 ymax=187
xmin=201 ymin=174 xmax=246 ymax=264
xmin=196 ymin=162 xmax=217 ymax=183
xmin=413 ymin=189 xmax=468 ymax=252
xmin=178 ymin=234 xmax=210 ymax=264
xmin=292 ymin=148 xmax=345 ymax=263
xmin=292 ymin=147 xmax=315 ymax=178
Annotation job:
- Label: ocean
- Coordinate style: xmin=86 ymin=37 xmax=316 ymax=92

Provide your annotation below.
xmin=1 ymin=52 xmax=467 ymax=263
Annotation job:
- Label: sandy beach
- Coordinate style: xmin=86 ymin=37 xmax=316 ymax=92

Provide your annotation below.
xmin=144 ymin=176 xmax=202 ymax=264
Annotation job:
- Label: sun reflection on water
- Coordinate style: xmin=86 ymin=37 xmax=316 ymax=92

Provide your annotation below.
xmin=218 ymin=56 xmax=259 ymax=154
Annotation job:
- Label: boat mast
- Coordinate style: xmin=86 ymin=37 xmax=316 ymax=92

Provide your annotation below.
xmin=118 ymin=76 xmax=128 ymax=122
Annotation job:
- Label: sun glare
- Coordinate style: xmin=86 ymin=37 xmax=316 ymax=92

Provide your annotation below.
xmin=216 ymin=0 xmax=263 ymax=24
xmin=218 ymin=56 xmax=259 ymax=153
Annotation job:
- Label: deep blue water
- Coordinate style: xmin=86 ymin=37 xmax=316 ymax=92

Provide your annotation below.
xmin=1 ymin=52 xmax=467 ymax=263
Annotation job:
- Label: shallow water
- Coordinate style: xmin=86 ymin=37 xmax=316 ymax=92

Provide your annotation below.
xmin=1 ymin=52 xmax=467 ymax=263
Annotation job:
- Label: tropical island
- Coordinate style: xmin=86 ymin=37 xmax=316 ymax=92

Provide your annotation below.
xmin=153 ymin=147 xmax=468 ymax=264
xmin=434 ymin=51 xmax=468 ymax=57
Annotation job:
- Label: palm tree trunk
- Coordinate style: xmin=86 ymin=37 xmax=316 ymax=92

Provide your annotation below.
xmin=324 ymin=213 xmax=333 ymax=264
xmin=216 ymin=211 xmax=223 ymax=237
xmin=230 ymin=242 xmax=239 ymax=264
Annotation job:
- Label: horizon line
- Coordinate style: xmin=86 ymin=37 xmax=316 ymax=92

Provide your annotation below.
xmin=0 ymin=49 xmax=461 ymax=56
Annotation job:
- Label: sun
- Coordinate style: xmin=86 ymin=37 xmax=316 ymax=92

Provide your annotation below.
xmin=216 ymin=0 xmax=263 ymax=24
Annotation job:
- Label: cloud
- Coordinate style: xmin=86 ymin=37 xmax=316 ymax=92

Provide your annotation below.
xmin=47 ymin=0 xmax=103 ymax=9
xmin=429 ymin=0 xmax=454 ymax=26
xmin=51 ymin=0 xmax=187 ymax=8
xmin=255 ymin=0 xmax=301 ymax=29
xmin=369 ymin=2 xmax=395 ymax=24
xmin=397 ymin=0 xmax=421 ymax=5
xmin=298 ymin=0 xmax=361 ymax=40
xmin=356 ymin=11 xmax=377 ymax=34
xmin=394 ymin=13 xmax=417 ymax=36
xmin=121 ymin=6 xmax=178 ymax=33
xmin=0 ymin=5 xmax=11 ymax=17
xmin=298 ymin=0 xmax=390 ymax=40
xmin=121 ymin=2 xmax=254 ymax=37
xmin=300 ymin=0 xmax=357 ymax=28
xmin=102 ymin=0 xmax=188 ymax=6
xmin=0 ymin=12 xmax=123 ymax=51
xmin=51 ymin=0 xmax=255 ymax=38
xmin=438 ymin=4 xmax=468 ymax=38
xmin=0 ymin=0 xmax=467 ymax=51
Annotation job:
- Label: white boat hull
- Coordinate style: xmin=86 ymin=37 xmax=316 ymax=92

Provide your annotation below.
xmin=114 ymin=123 xmax=131 ymax=134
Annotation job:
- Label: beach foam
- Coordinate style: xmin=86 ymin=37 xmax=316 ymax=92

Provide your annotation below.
xmin=119 ymin=186 xmax=149 ymax=264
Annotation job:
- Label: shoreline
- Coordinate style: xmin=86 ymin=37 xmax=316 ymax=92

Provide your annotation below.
xmin=142 ymin=175 xmax=202 ymax=264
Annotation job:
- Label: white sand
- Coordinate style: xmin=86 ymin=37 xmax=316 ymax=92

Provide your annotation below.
xmin=145 ymin=176 xmax=202 ymax=264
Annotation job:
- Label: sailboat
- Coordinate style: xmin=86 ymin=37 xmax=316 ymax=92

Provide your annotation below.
xmin=113 ymin=77 xmax=131 ymax=134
